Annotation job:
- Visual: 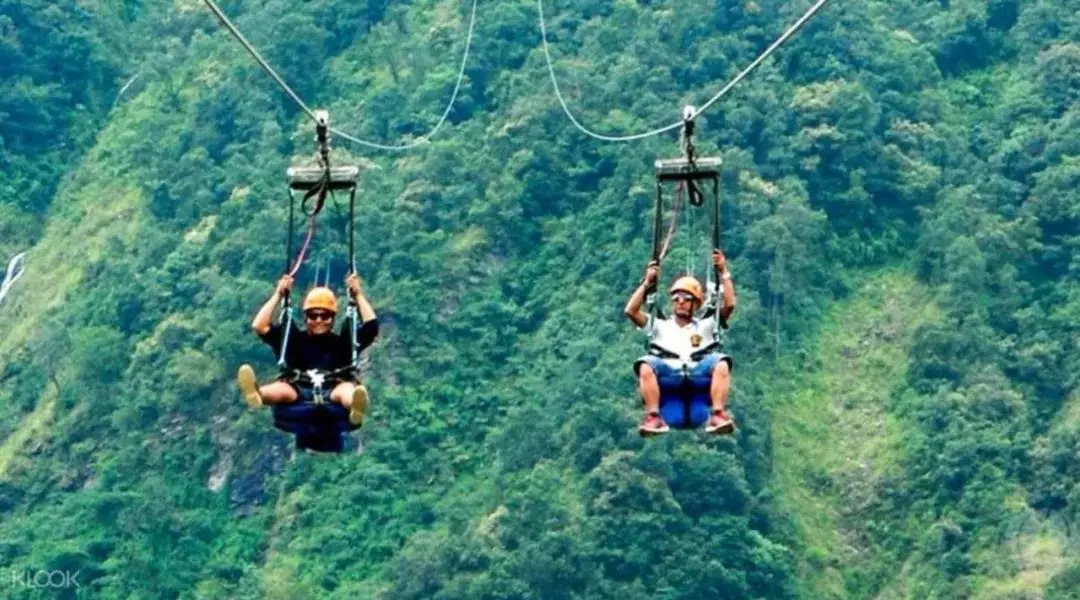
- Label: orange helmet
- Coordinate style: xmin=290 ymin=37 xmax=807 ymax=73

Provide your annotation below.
xmin=669 ymin=276 xmax=704 ymax=305
xmin=302 ymin=287 xmax=338 ymax=314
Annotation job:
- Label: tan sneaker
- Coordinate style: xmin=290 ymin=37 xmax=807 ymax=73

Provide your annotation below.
xmin=237 ymin=365 xmax=262 ymax=408
xmin=349 ymin=384 xmax=369 ymax=426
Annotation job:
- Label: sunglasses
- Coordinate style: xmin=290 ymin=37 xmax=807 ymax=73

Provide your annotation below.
xmin=305 ymin=311 xmax=334 ymax=322
xmin=671 ymin=293 xmax=696 ymax=303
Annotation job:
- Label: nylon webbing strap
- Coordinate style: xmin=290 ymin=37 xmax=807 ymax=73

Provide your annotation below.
xmin=301 ymin=171 xmax=330 ymax=217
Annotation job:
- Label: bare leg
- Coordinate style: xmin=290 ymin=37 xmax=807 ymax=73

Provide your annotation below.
xmin=637 ymin=362 xmax=669 ymax=435
xmin=331 ymin=380 xmax=368 ymax=426
xmin=330 ymin=381 xmax=356 ymax=407
xmin=259 ymin=381 xmax=299 ymax=405
xmin=638 ymin=363 xmax=661 ymax=414
xmin=706 ymin=359 xmax=735 ymax=434
xmin=710 ymin=360 xmax=730 ymax=412
xmin=239 ymin=365 xmax=296 ymax=408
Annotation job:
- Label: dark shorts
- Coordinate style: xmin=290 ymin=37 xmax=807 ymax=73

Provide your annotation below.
xmin=270 ymin=370 xmax=362 ymax=452
xmin=633 ymin=353 xmax=732 ymax=429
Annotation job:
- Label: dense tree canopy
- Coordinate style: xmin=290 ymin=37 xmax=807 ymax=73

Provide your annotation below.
xmin=0 ymin=0 xmax=1079 ymax=598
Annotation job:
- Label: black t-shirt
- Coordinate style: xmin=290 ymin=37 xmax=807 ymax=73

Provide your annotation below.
xmin=260 ymin=319 xmax=379 ymax=372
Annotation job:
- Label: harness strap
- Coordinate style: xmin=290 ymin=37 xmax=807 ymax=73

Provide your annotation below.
xmin=280 ymin=366 xmax=357 ymax=404
xmin=300 ymin=172 xmax=330 ymax=217
xmin=648 ymin=342 xmax=721 ymax=363
xmin=648 ymin=345 xmax=680 ymax=360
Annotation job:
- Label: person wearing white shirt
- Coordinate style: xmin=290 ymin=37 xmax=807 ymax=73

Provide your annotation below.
xmin=624 ymin=250 xmax=736 ymax=436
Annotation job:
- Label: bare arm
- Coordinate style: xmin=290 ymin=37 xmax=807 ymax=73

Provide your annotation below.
xmin=346 ymin=273 xmax=377 ymax=324
xmin=253 ymin=275 xmax=292 ymax=335
xmin=624 ymin=261 xmax=659 ymax=328
xmin=713 ymin=250 xmax=736 ymax=323
xmin=719 ymin=273 xmax=736 ymax=322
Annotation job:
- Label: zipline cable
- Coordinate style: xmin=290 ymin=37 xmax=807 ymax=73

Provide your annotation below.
xmin=201 ymin=0 xmax=318 ymax=122
xmin=538 ymin=0 xmax=831 ymax=142
xmin=332 ymin=0 xmax=479 ymax=150
xmin=537 ymin=0 xmax=681 ymax=142
xmin=201 ymin=0 xmax=477 ymax=150
xmin=689 ymin=0 xmax=830 ymax=121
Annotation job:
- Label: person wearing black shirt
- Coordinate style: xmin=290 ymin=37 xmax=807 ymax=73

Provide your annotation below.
xmin=237 ymin=273 xmax=378 ymax=426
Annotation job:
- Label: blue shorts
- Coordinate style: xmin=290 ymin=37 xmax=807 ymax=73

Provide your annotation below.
xmin=634 ymin=353 xmax=732 ymax=429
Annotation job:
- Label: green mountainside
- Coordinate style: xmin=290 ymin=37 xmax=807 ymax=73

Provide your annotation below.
xmin=1 ymin=0 xmax=1079 ymax=598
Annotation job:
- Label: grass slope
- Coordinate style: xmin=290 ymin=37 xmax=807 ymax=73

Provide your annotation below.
xmin=767 ymin=268 xmax=938 ymax=598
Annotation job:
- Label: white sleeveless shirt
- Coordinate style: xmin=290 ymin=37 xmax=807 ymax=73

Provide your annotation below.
xmin=642 ymin=313 xmax=721 ymax=366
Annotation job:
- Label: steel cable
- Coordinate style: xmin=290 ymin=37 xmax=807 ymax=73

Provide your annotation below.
xmin=201 ymin=0 xmax=477 ymax=150
xmin=538 ymin=0 xmax=831 ymax=141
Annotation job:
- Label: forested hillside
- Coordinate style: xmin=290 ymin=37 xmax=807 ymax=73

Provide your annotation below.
xmin=1 ymin=0 xmax=1079 ymax=598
